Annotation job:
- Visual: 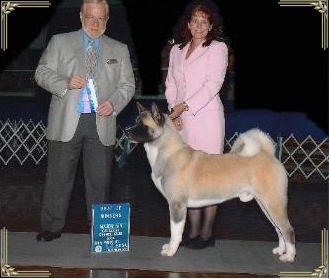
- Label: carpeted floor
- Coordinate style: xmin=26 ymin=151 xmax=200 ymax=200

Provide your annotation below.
xmin=7 ymin=232 xmax=321 ymax=276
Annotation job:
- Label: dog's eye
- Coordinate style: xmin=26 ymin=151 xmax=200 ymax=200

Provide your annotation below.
xmin=149 ymin=128 xmax=155 ymax=134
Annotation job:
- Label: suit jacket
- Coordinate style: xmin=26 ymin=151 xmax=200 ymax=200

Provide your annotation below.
xmin=35 ymin=29 xmax=135 ymax=146
xmin=165 ymin=40 xmax=228 ymax=154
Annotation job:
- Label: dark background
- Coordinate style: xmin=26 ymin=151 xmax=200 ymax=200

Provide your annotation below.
xmin=0 ymin=1 xmax=327 ymax=250
xmin=0 ymin=0 xmax=327 ymax=132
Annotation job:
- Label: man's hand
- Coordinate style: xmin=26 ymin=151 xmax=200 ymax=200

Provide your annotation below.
xmin=67 ymin=76 xmax=87 ymax=89
xmin=172 ymin=116 xmax=183 ymax=131
xmin=97 ymin=99 xmax=114 ymax=116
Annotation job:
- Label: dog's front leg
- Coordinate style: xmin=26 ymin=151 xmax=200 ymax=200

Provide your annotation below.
xmin=161 ymin=201 xmax=187 ymax=256
xmin=151 ymin=172 xmax=166 ymax=198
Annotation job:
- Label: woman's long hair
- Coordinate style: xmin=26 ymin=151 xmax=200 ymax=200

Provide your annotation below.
xmin=174 ymin=0 xmax=224 ymax=49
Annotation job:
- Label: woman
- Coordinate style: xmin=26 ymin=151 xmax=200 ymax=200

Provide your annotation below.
xmin=165 ymin=1 xmax=228 ymax=249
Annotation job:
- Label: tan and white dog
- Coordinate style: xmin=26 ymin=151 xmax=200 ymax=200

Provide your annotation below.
xmin=125 ymin=102 xmax=296 ymax=263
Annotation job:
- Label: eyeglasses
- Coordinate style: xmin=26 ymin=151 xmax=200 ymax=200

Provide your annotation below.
xmin=84 ymin=16 xmax=108 ymax=24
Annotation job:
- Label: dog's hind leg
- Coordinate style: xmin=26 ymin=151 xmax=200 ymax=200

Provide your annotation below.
xmin=256 ymin=195 xmax=296 ymax=263
xmin=273 ymin=228 xmax=286 ymax=256
xmin=255 ymin=198 xmax=285 ymax=256
xmin=277 ymin=221 xmax=295 ymax=263
xmin=161 ymin=200 xmax=187 ymax=256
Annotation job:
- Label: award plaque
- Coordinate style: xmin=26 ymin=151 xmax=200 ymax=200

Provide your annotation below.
xmin=92 ymin=203 xmax=130 ymax=253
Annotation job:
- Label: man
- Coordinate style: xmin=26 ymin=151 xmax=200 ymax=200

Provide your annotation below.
xmin=35 ymin=0 xmax=135 ymax=241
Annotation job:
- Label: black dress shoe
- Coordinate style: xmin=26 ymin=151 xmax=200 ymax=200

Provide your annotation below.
xmin=181 ymin=235 xmax=199 ymax=248
xmin=36 ymin=231 xmax=61 ymax=242
xmin=190 ymin=235 xmax=215 ymax=249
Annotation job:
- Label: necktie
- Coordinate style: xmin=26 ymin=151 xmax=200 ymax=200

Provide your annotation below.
xmin=86 ymin=41 xmax=97 ymax=79
xmin=77 ymin=41 xmax=97 ymax=113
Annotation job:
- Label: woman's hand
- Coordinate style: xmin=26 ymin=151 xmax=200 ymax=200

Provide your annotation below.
xmin=172 ymin=116 xmax=183 ymax=131
xmin=169 ymin=102 xmax=188 ymax=119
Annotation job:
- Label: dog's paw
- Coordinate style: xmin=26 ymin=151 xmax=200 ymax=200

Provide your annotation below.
xmin=161 ymin=244 xmax=176 ymax=256
xmin=272 ymin=246 xmax=285 ymax=256
xmin=162 ymin=243 xmax=169 ymax=250
xmin=279 ymin=253 xmax=295 ymax=263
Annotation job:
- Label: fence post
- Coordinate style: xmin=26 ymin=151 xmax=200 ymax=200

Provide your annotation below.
xmin=275 ymin=135 xmax=283 ymax=162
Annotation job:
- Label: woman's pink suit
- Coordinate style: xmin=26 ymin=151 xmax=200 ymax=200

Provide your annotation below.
xmin=165 ymin=41 xmax=228 ymax=154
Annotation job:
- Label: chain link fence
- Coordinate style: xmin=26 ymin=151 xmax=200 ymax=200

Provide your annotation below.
xmin=1 ymin=119 xmax=328 ymax=180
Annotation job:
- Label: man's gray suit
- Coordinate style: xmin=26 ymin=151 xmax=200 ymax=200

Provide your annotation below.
xmin=35 ymin=29 xmax=135 ymax=232
xmin=36 ymin=29 xmax=135 ymax=146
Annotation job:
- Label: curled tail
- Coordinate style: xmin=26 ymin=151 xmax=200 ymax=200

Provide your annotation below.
xmin=230 ymin=128 xmax=275 ymax=157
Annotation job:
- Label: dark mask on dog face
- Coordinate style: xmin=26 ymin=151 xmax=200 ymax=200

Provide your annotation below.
xmin=125 ymin=102 xmax=165 ymax=143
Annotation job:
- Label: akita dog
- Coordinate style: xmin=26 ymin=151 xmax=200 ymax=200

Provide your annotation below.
xmin=125 ymin=102 xmax=296 ymax=263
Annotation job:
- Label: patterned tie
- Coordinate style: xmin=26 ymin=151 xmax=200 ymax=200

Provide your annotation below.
xmin=86 ymin=40 xmax=97 ymax=79
xmin=77 ymin=41 xmax=97 ymax=113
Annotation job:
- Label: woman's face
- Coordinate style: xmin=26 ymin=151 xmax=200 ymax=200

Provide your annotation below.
xmin=188 ymin=11 xmax=212 ymax=41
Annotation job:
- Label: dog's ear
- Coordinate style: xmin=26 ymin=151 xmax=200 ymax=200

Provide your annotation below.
xmin=151 ymin=102 xmax=161 ymax=118
xmin=151 ymin=102 xmax=165 ymax=126
xmin=136 ymin=102 xmax=147 ymax=114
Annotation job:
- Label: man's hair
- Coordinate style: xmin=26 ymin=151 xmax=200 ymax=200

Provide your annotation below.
xmin=80 ymin=0 xmax=109 ymax=18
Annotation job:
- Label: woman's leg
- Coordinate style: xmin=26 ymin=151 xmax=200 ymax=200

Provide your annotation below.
xmin=200 ymin=205 xmax=217 ymax=240
xmin=188 ymin=208 xmax=202 ymax=238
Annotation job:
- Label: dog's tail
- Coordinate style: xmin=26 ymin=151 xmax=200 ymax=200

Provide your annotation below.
xmin=230 ymin=128 xmax=275 ymax=157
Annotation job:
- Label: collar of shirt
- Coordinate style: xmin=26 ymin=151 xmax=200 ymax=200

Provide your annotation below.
xmin=82 ymin=31 xmax=100 ymax=53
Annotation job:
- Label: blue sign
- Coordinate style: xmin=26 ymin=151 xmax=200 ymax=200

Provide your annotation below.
xmin=92 ymin=203 xmax=130 ymax=253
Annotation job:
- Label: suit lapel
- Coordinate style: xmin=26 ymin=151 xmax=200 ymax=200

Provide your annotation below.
xmin=180 ymin=43 xmax=190 ymax=71
xmin=184 ymin=42 xmax=209 ymax=67
xmin=72 ymin=29 xmax=86 ymax=78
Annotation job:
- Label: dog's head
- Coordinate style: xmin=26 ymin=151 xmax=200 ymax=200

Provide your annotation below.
xmin=125 ymin=102 xmax=166 ymax=143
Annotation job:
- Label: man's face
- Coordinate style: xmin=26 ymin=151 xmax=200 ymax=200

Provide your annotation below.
xmin=80 ymin=2 xmax=108 ymax=39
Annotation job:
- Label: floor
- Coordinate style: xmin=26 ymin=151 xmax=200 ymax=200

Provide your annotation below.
xmin=1 ymin=146 xmax=327 ymax=277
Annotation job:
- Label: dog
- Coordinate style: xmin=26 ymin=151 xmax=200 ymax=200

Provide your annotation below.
xmin=125 ymin=102 xmax=296 ymax=263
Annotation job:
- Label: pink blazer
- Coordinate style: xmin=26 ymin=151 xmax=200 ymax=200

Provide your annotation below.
xmin=165 ymin=40 xmax=228 ymax=154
